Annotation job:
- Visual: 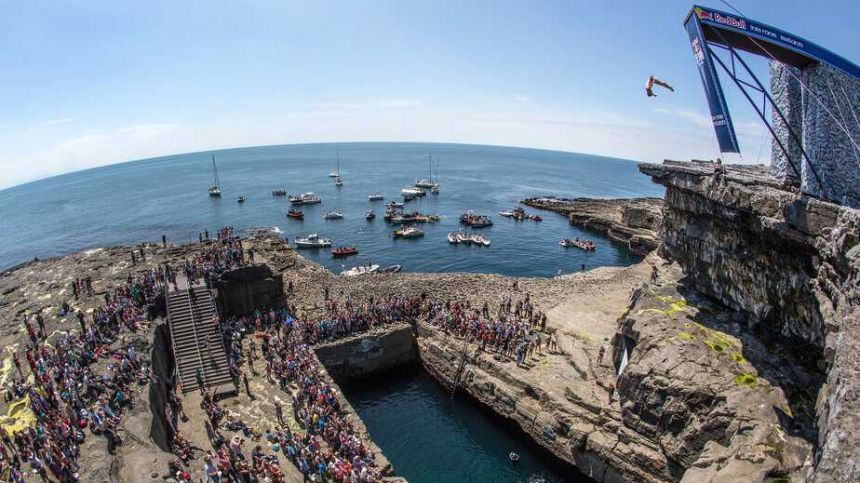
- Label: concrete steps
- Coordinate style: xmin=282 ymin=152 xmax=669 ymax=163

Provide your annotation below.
xmin=167 ymin=286 xmax=233 ymax=393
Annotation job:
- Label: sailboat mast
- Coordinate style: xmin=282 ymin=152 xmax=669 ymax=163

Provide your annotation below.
xmin=337 ymin=152 xmax=340 ymax=176
xmin=212 ymin=155 xmax=220 ymax=188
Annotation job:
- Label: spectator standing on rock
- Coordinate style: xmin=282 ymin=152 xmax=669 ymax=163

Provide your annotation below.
xmin=597 ymin=345 xmax=606 ymax=365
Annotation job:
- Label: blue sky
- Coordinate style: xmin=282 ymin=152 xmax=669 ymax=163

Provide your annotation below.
xmin=1 ymin=0 xmax=857 ymax=188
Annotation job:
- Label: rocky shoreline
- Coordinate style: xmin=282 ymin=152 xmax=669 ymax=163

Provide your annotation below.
xmin=521 ymin=196 xmax=663 ymax=254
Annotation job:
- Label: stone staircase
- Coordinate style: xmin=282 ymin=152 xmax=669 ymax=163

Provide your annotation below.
xmin=167 ymin=286 xmax=234 ymax=394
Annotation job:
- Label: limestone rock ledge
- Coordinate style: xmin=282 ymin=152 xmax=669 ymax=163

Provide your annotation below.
xmin=522 ymin=197 xmax=663 ymax=254
xmin=614 ymin=279 xmax=817 ymax=482
xmin=416 ymin=321 xmax=670 ymax=483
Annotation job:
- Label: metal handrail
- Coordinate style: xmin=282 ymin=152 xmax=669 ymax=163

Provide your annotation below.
xmin=184 ymin=285 xmax=208 ymax=390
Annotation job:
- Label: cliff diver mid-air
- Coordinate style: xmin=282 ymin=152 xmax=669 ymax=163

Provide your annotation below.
xmin=645 ymin=75 xmax=674 ymax=97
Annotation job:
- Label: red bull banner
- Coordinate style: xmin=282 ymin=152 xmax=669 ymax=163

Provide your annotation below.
xmin=685 ymin=9 xmax=740 ymax=153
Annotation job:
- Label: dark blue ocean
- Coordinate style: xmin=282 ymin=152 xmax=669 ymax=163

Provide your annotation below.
xmin=0 ymin=142 xmax=660 ymax=275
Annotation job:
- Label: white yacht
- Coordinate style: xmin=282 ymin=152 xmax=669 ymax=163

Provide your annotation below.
xmin=401 ymin=186 xmax=425 ymax=197
xmin=368 ymin=193 xmax=384 ymax=201
xmin=340 ymin=264 xmax=380 ymax=277
xmin=324 ymin=211 xmax=344 ymax=220
xmin=294 ymin=233 xmax=332 ymax=248
xmin=290 ymin=192 xmax=322 ymax=204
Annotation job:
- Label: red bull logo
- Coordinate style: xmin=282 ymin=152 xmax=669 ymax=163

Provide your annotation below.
xmin=714 ymin=13 xmax=747 ymax=30
xmin=694 ymin=7 xmax=713 ymax=21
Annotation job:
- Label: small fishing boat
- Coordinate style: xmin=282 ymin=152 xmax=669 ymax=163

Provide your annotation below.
xmin=470 ymin=234 xmax=491 ymax=246
xmin=402 ymin=192 xmax=416 ymax=202
xmin=393 ymin=226 xmax=424 ymax=238
xmin=331 ymin=246 xmax=358 ymax=258
xmin=379 ymin=264 xmax=402 ymax=274
xmin=431 ymin=185 xmax=440 ymax=194
xmin=499 ymin=210 xmax=516 ymax=218
xmin=509 ymin=452 xmax=520 ymax=463
xmin=287 ymin=209 xmax=304 ymax=219
xmin=324 ymin=211 xmax=344 ymax=220
xmin=387 ymin=201 xmax=404 ymax=209
xmin=328 ymin=171 xmax=338 ymax=178
xmin=340 ymin=264 xmax=380 ymax=277
xmin=559 ymin=238 xmax=596 ymax=251
xmin=456 ymin=232 xmax=471 ymax=244
xmin=208 ymin=155 xmax=222 ymax=197
xmin=272 ymin=189 xmax=287 ymax=197
xmin=366 ymin=210 xmax=376 ymax=220
xmin=237 ymin=196 xmax=245 ymax=203
xmin=295 ymin=233 xmax=332 ymax=248
xmin=528 ymin=215 xmax=542 ymax=222
xmin=335 ymin=176 xmax=343 ymax=187
xmin=368 ymin=193 xmax=384 ymax=201
xmin=448 ymin=232 xmax=459 ymax=244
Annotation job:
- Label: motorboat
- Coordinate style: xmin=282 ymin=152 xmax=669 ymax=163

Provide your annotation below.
xmin=237 ymin=196 xmax=246 ymax=203
xmin=301 ymin=192 xmax=321 ymax=204
xmin=287 ymin=209 xmax=304 ymax=219
xmin=335 ymin=176 xmax=343 ymax=187
xmin=559 ymin=238 xmax=596 ymax=251
xmin=459 ymin=211 xmax=493 ymax=228
xmin=393 ymin=226 xmax=424 ymax=238
xmin=368 ymin=193 xmax=384 ymax=201
xmin=470 ymin=234 xmax=491 ymax=246
xmin=448 ymin=232 xmax=459 ymax=244
xmin=324 ymin=211 xmax=344 ymax=220
xmin=387 ymin=201 xmax=404 ymax=209
xmin=529 ymin=215 xmax=543 ymax=222
xmin=328 ymin=171 xmax=338 ymax=178
xmin=366 ymin=210 xmax=376 ymax=220
xmin=272 ymin=189 xmax=287 ymax=197
xmin=208 ymin=155 xmax=222 ymax=197
xmin=289 ymin=192 xmax=321 ymax=205
xmin=295 ymin=233 xmax=332 ymax=248
xmin=332 ymin=246 xmax=359 ymax=258
xmin=456 ymin=232 xmax=471 ymax=244
xmin=401 ymin=186 xmax=425 ymax=197
xmin=499 ymin=210 xmax=517 ymax=218
xmin=403 ymin=192 xmax=416 ymax=202
xmin=340 ymin=264 xmax=380 ymax=277
xmin=379 ymin=264 xmax=402 ymax=274
xmin=431 ymin=185 xmax=440 ymax=194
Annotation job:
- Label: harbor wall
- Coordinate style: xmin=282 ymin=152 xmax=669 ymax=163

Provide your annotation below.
xmin=213 ymin=264 xmax=284 ymax=317
xmin=314 ymin=323 xmax=418 ymax=383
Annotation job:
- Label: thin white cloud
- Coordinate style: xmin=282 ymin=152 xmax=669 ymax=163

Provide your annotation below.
xmin=40 ymin=118 xmax=74 ymax=126
xmin=513 ymin=94 xmax=531 ymax=103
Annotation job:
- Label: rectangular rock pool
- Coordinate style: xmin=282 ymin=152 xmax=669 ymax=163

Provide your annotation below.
xmin=342 ymin=366 xmax=586 ymax=483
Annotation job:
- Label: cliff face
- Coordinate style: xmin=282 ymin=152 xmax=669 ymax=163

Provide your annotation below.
xmin=639 ymin=160 xmax=860 ymax=482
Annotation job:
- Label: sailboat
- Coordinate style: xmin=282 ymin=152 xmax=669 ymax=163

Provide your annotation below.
xmin=334 ymin=152 xmax=343 ymax=187
xmin=415 ymin=153 xmax=437 ymax=188
xmin=208 ymin=155 xmax=222 ymax=197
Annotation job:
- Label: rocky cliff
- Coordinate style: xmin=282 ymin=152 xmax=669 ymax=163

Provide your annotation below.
xmin=522 ymin=197 xmax=663 ymax=254
xmin=639 ymin=160 xmax=860 ymax=482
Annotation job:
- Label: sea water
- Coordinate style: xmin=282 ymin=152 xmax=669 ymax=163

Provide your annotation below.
xmin=346 ymin=368 xmax=589 ymax=483
xmin=0 ymin=142 xmax=662 ymax=274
